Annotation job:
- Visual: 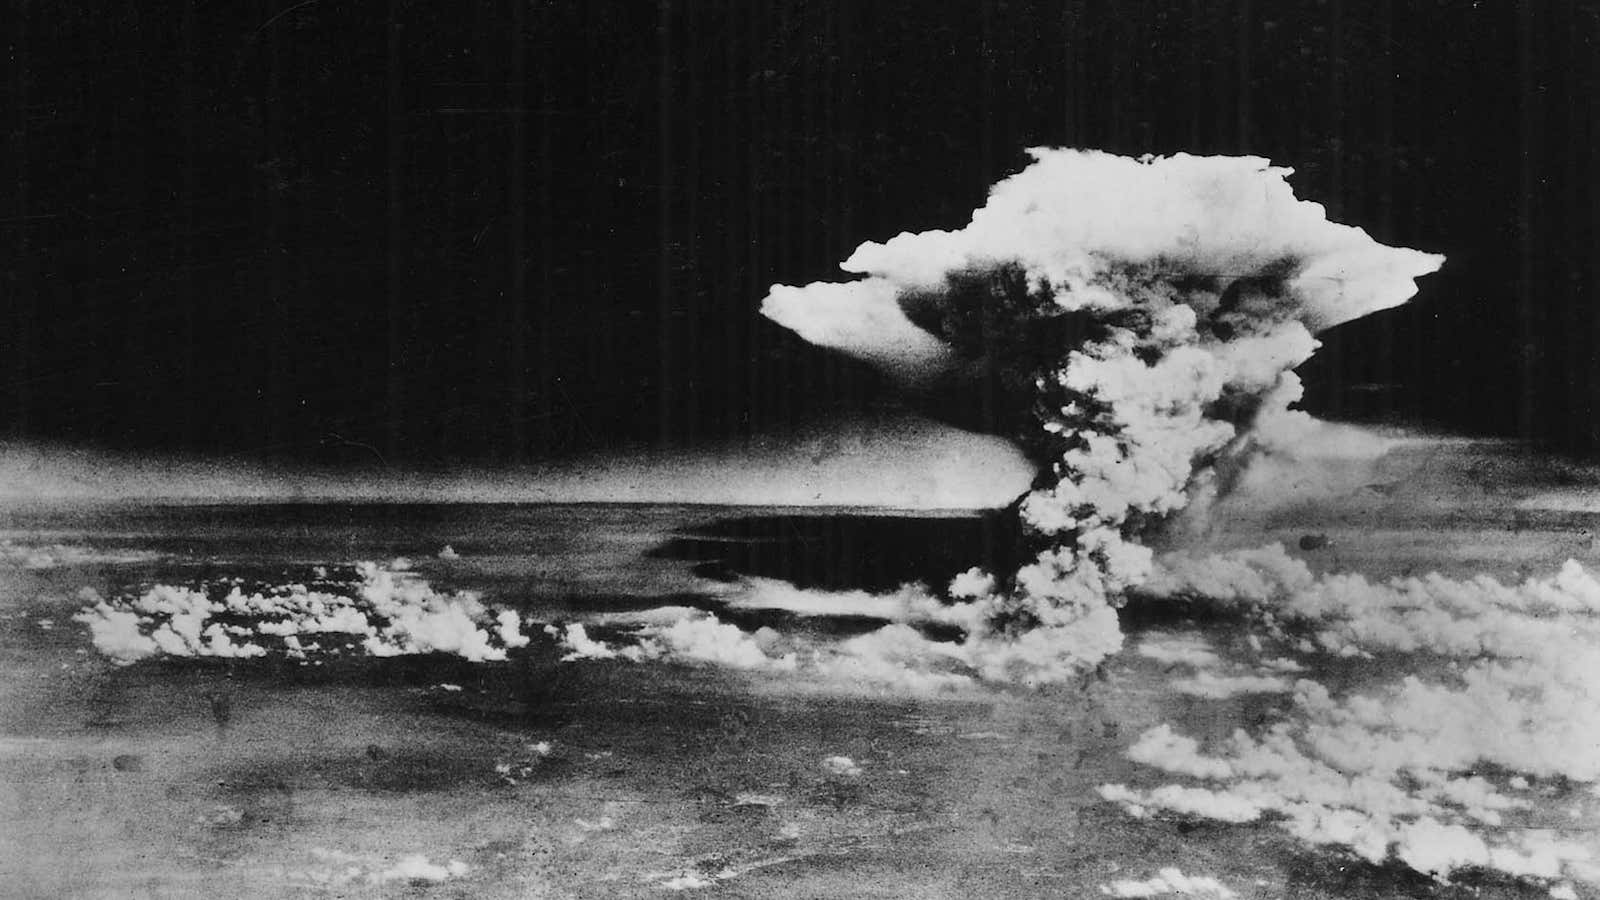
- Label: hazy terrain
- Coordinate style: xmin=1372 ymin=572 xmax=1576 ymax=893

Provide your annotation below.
xmin=1 ymin=439 xmax=1597 ymax=898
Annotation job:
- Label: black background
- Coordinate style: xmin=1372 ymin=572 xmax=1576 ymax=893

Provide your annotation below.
xmin=5 ymin=1 xmax=1598 ymax=467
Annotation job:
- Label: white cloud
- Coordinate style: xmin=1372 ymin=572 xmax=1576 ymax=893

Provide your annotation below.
xmin=723 ymin=577 xmax=979 ymax=630
xmin=805 ymin=150 xmax=1441 ymax=337
xmin=1104 ymin=545 xmax=1600 ymax=890
xmin=822 ymin=756 xmax=861 ymax=777
xmin=760 ymin=151 xmax=1442 ymax=697
xmin=1104 ymin=783 xmax=1266 ymax=824
xmin=496 ymin=609 xmax=530 ymax=649
xmin=761 ymin=278 xmax=957 ymax=385
xmin=71 ymin=593 xmax=158 ymax=665
xmin=1168 ymin=671 xmax=1291 ymax=699
xmin=660 ymin=873 xmax=714 ymax=890
xmin=285 ymin=849 xmax=469 ymax=888
xmin=646 ymin=615 xmax=798 ymax=672
xmin=1101 ymin=867 xmax=1237 ymax=898
xmin=75 ymin=564 xmax=531 ymax=665
xmin=0 ymin=415 xmax=1036 ymax=510
xmin=0 ymin=541 xmax=161 ymax=569
xmin=1136 ymin=633 xmax=1221 ymax=668
xmin=548 ymin=613 xmax=795 ymax=672
xmin=552 ymin=598 xmax=1129 ymax=692
xmin=369 ymin=854 xmax=469 ymax=884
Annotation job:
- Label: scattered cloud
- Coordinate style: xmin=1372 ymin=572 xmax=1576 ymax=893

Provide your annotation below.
xmin=1111 ymin=550 xmax=1600 ymax=889
xmin=822 ymin=756 xmax=861 ymax=778
xmin=1101 ymin=867 xmax=1237 ymax=898
xmin=74 ymin=564 xmax=531 ymax=665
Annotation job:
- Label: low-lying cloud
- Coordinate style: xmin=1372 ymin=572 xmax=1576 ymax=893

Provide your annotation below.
xmin=1101 ymin=548 xmax=1600 ymax=891
xmin=74 ymin=561 xmax=531 ymax=665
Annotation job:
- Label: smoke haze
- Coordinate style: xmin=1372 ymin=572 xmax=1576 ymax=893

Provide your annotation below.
xmin=0 ymin=414 xmax=1033 ymax=509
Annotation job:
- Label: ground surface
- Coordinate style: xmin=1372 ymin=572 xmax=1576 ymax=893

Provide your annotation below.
xmin=0 ymin=458 xmax=1594 ymax=898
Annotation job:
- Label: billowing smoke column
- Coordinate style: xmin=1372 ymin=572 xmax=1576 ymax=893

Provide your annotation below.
xmin=763 ymin=149 xmax=1443 ymax=681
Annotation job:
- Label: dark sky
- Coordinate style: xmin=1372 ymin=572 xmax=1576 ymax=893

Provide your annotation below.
xmin=5 ymin=0 xmax=1599 ymax=467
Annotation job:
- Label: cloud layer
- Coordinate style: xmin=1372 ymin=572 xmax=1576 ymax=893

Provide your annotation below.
xmin=1101 ymin=549 xmax=1600 ymax=891
xmin=73 ymin=561 xmax=530 ymax=665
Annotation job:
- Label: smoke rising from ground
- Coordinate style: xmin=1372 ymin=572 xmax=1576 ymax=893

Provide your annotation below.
xmin=763 ymin=148 xmax=1443 ymax=681
xmin=751 ymin=150 xmax=1597 ymax=890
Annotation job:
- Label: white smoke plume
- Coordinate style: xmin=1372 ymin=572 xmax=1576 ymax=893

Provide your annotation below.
xmin=762 ymin=149 xmax=1443 ymax=681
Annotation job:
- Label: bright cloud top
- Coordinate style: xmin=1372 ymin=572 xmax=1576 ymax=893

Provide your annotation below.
xmin=762 ymin=148 xmax=1444 ymax=684
xmin=763 ymin=149 xmax=1442 ymax=380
